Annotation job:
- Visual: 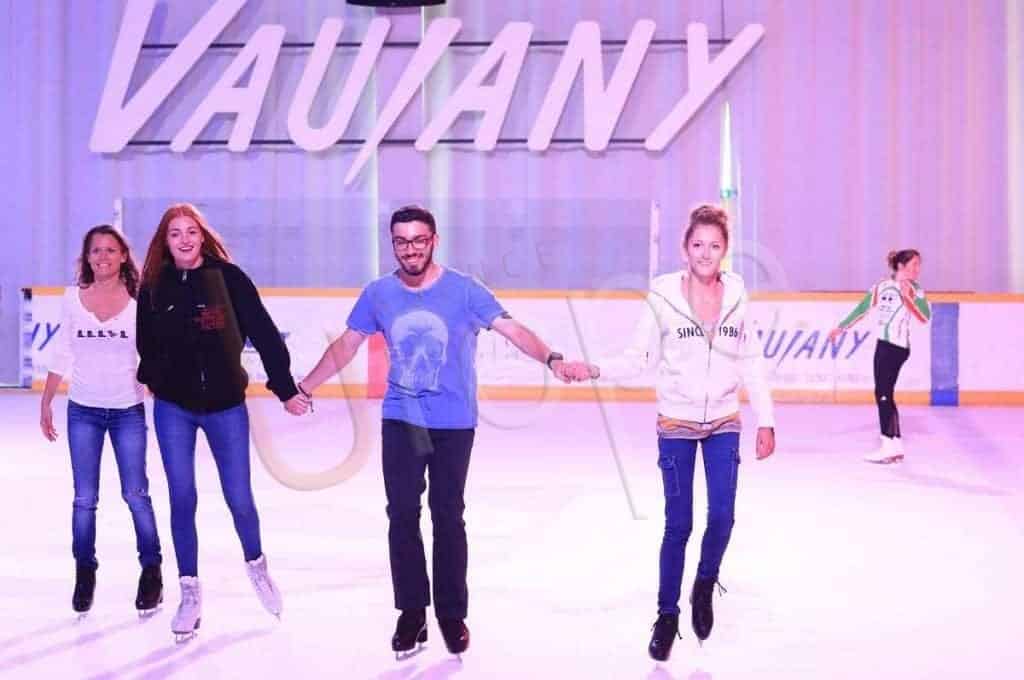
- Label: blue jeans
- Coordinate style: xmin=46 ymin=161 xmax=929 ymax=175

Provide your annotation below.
xmin=657 ymin=432 xmax=740 ymax=615
xmin=67 ymin=401 xmax=162 ymax=570
xmin=154 ymin=398 xmax=262 ymax=577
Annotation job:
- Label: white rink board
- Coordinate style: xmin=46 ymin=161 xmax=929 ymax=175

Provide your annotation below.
xmin=957 ymin=302 xmax=1024 ymax=391
xmin=25 ymin=288 xmax=955 ymax=395
xmin=25 ymin=289 xmax=367 ymax=387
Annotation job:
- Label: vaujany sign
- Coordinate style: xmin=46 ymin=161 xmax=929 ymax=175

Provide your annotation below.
xmin=90 ymin=0 xmax=764 ymax=184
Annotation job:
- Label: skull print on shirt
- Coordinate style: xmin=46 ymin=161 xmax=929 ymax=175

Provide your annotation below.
xmin=390 ymin=309 xmax=449 ymax=393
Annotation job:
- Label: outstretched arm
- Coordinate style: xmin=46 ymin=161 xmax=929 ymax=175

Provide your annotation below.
xmin=490 ymin=316 xmax=594 ymax=383
xmin=828 ymin=287 xmax=874 ymax=342
xmin=299 ymin=328 xmax=369 ymax=394
xmin=595 ymin=293 xmax=660 ymax=382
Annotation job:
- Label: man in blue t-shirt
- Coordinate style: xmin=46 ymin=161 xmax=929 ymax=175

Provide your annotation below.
xmin=299 ymin=205 xmax=593 ymax=658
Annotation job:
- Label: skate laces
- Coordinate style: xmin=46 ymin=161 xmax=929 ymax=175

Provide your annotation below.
xmin=142 ymin=567 xmax=160 ymax=587
xmin=249 ymin=566 xmax=269 ymax=590
xmin=181 ymin=584 xmax=199 ymax=607
xmin=652 ymin=614 xmax=681 ymax=640
xmin=248 ymin=561 xmax=276 ymax=595
xmin=692 ymin=578 xmax=725 ymax=605
xmin=398 ymin=610 xmax=424 ymax=627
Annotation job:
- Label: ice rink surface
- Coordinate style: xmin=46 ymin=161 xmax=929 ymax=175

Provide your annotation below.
xmin=1 ymin=390 xmax=1022 ymax=679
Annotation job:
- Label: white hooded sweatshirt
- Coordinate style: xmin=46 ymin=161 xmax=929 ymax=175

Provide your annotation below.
xmin=599 ymin=270 xmax=774 ymax=428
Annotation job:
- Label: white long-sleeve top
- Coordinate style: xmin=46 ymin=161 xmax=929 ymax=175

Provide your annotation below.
xmin=47 ymin=287 xmax=145 ymax=408
xmin=598 ymin=270 xmax=774 ymax=427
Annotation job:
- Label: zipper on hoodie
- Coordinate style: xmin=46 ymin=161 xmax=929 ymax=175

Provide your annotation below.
xmin=700 ymin=298 xmax=741 ymax=425
xmin=701 ymin=341 xmax=713 ymax=425
xmin=652 ymin=278 xmax=743 ymax=425
xmin=182 ymin=267 xmax=209 ymax=404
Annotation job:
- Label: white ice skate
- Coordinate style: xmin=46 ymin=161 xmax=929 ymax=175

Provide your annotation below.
xmin=171 ymin=576 xmax=201 ymax=643
xmin=864 ymin=435 xmax=904 ymax=464
xmin=246 ymin=554 xmax=283 ymax=619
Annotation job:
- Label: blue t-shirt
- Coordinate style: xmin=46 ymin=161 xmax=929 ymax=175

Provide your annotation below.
xmin=347 ymin=267 xmax=506 ymax=429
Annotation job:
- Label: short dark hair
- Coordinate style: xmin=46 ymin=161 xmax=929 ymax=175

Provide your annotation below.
xmin=389 ymin=205 xmax=436 ymax=234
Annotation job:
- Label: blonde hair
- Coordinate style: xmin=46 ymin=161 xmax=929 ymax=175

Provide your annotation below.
xmin=684 ymin=204 xmax=729 ymax=247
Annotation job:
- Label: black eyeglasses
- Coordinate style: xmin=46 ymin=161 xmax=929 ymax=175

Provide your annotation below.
xmin=392 ymin=236 xmax=433 ymax=251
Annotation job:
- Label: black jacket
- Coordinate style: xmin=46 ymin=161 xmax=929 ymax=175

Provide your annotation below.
xmin=136 ymin=258 xmax=297 ymax=413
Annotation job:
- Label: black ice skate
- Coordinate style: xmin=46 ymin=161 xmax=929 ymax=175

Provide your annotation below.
xmin=72 ymin=565 xmax=96 ymax=617
xmin=135 ymin=565 xmax=163 ymax=617
xmin=691 ymin=577 xmax=726 ymax=643
xmin=438 ymin=618 xmax=469 ymax=658
xmin=648 ymin=613 xmax=681 ymax=661
xmin=392 ymin=608 xmax=427 ymax=660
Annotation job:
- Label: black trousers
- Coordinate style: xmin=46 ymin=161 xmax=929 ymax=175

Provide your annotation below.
xmin=873 ymin=339 xmax=910 ymax=438
xmin=381 ymin=419 xmax=474 ymax=620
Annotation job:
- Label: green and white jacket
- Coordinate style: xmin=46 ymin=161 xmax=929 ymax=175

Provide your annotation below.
xmin=838 ymin=278 xmax=931 ymax=349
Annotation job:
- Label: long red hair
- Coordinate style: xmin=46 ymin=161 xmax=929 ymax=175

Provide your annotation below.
xmin=140 ymin=203 xmax=232 ymax=294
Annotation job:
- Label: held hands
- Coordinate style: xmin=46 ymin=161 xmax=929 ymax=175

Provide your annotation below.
xmin=755 ymin=427 xmax=775 ymax=460
xmin=284 ymin=384 xmax=313 ymax=416
xmin=40 ymin=403 xmax=58 ymax=441
xmin=551 ymin=360 xmax=600 ymax=384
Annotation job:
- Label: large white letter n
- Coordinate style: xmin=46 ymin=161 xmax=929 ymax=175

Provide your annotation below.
xmin=89 ymin=0 xmax=247 ymax=152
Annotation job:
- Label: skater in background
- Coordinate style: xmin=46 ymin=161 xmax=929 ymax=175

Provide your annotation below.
xmin=828 ymin=249 xmax=931 ymax=464
xmin=297 ymin=205 xmax=592 ymax=659
xmin=591 ymin=204 xmax=776 ymax=662
xmin=136 ymin=203 xmax=309 ymax=640
xmin=39 ymin=225 xmax=164 ymax=616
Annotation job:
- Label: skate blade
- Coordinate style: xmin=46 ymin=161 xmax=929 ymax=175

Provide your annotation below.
xmin=394 ymin=642 xmax=426 ymax=661
xmin=173 ymin=618 xmax=201 ymax=643
xmin=866 ymin=455 xmax=904 ymax=464
xmin=74 ymin=612 xmax=90 ymax=623
xmin=138 ymin=606 xmax=162 ymax=620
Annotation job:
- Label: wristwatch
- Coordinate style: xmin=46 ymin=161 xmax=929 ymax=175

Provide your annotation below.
xmin=545 ymin=351 xmax=564 ymax=369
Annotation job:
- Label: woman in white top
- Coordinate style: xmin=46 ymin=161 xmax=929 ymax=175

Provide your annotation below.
xmin=593 ymin=205 xmax=776 ymax=662
xmin=39 ymin=225 xmax=163 ymax=616
xmin=828 ymin=249 xmax=931 ymax=463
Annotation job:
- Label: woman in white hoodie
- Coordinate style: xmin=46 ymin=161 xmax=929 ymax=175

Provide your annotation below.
xmin=593 ymin=205 xmax=775 ymax=662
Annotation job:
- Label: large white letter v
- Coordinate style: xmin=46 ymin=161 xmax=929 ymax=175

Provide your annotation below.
xmin=89 ymin=0 xmax=247 ymax=152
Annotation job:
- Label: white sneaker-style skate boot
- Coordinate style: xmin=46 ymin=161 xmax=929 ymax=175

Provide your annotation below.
xmin=864 ymin=435 xmax=904 ymax=464
xmin=171 ymin=576 xmax=201 ymax=642
xmin=890 ymin=436 xmax=905 ymax=460
xmin=246 ymin=554 xmax=282 ymax=618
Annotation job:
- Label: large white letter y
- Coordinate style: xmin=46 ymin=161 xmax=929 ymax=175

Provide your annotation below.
xmin=645 ymin=23 xmax=764 ymax=151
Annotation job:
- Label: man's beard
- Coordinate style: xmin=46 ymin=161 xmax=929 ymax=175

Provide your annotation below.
xmin=398 ymin=248 xmax=433 ymax=276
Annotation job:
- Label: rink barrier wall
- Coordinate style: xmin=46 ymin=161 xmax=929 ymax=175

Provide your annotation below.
xmin=23 ymin=287 xmax=1024 ymax=406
